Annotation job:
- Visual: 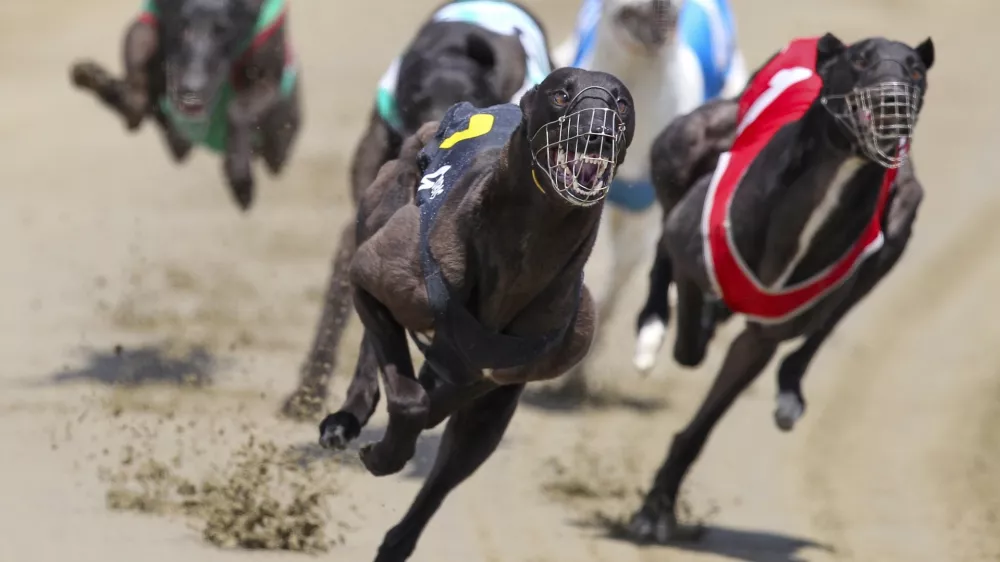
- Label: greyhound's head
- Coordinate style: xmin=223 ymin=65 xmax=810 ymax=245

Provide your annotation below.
xmin=604 ymin=0 xmax=682 ymax=55
xmin=163 ymin=0 xmax=259 ymax=118
xmin=816 ymin=33 xmax=935 ymax=168
xmin=396 ymin=23 xmax=526 ymax=135
xmin=519 ymin=67 xmax=635 ymax=207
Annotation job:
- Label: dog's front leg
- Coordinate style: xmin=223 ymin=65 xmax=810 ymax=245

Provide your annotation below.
xmin=225 ymin=83 xmax=279 ymax=210
xmin=352 ymin=286 xmax=428 ymax=477
xmin=71 ymin=19 xmax=158 ymax=130
xmin=775 ymin=164 xmax=924 ymax=431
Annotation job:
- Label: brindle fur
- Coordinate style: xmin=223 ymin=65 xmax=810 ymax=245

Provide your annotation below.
xmin=69 ymin=0 xmax=300 ymax=210
xmin=628 ymin=33 xmax=934 ymax=543
xmin=317 ymin=68 xmax=635 ymax=561
xmin=283 ymin=3 xmax=553 ymax=420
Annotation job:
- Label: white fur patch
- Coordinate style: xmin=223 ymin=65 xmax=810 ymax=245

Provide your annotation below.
xmin=414 ymin=330 xmax=435 ymax=346
xmin=633 ymin=318 xmax=666 ymax=374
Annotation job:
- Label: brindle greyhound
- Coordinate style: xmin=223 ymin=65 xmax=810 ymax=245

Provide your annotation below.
xmin=316 ymin=67 xmax=635 ymax=560
xmin=282 ymin=0 xmax=554 ymax=420
xmin=69 ymin=0 xmax=300 ymax=211
xmin=627 ymin=33 xmax=934 ymax=542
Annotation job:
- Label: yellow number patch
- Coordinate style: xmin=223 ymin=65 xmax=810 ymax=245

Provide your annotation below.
xmin=439 ymin=113 xmax=495 ymax=149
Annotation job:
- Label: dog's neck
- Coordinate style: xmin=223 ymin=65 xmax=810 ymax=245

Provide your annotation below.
xmin=491 ymin=125 xmax=602 ymax=234
xmin=740 ymin=102 xmax=885 ymax=289
xmin=466 ymin=127 xmax=602 ymax=324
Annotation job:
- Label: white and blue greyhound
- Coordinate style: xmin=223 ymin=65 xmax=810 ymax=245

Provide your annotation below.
xmin=552 ymin=0 xmax=748 ymax=394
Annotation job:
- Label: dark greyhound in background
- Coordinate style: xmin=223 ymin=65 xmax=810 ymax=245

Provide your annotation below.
xmin=627 ymin=33 xmax=934 ymax=542
xmin=315 ymin=67 xmax=634 ymax=560
xmin=69 ymin=0 xmax=301 ymax=211
xmin=282 ymin=0 xmax=555 ymax=420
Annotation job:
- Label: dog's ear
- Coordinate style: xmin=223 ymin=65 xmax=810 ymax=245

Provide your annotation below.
xmin=466 ymin=33 xmax=496 ymax=70
xmin=816 ymin=32 xmax=847 ymax=70
xmin=518 ymin=85 xmax=537 ymax=122
xmin=915 ymin=37 xmax=934 ymax=70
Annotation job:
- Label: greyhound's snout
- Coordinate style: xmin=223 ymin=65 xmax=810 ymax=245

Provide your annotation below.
xmin=178 ymin=71 xmax=209 ymax=100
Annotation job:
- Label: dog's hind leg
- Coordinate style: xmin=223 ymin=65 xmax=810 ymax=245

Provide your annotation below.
xmin=318 ymin=331 xmax=382 ymax=448
xmin=284 ymin=222 xmax=357 ymax=420
xmin=375 ymin=383 xmax=524 ymax=562
xmin=283 ymin=115 xmax=399 ymax=420
xmin=352 ymin=287 xmax=428 ymax=477
xmin=629 ymin=328 xmax=778 ymax=544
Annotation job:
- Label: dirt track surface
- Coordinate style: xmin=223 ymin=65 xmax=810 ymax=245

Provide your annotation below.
xmin=3 ymin=0 xmax=1000 ymax=560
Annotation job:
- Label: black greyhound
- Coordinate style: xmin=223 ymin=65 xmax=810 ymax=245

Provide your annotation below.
xmin=628 ymin=33 xmax=934 ymax=542
xmin=282 ymin=0 xmax=555 ymax=420
xmin=69 ymin=0 xmax=301 ymax=211
xmin=316 ymin=67 xmax=635 ymax=560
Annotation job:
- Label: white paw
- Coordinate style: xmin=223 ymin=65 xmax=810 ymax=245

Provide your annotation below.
xmin=414 ymin=330 xmax=435 ymax=346
xmin=774 ymin=392 xmax=804 ymax=432
xmin=633 ymin=319 xmax=666 ymax=374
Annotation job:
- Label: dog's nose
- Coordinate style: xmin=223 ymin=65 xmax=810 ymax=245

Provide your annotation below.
xmin=179 ymin=70 xmax=209 ymax=98
xmin=874 ymin=87 xmax=914 ymax=127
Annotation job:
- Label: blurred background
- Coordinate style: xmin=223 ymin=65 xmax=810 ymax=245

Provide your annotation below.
xmin=1 ymin=0 xmax=998 ymax=561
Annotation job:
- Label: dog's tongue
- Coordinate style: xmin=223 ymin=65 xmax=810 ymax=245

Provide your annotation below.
xmin=575 ymin=161 xmax=600 ymax=186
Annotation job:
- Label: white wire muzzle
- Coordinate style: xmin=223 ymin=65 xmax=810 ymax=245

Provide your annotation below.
xmin=529 ymin=86 xmax=627 ymax=207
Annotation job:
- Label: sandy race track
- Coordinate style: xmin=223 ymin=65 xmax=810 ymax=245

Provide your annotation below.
xmin=2 ymin=0 xmax=1000 ymax=560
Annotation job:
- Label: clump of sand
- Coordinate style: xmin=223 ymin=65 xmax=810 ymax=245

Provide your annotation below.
xmin=102 ymin=435 xmax=347 ymax=553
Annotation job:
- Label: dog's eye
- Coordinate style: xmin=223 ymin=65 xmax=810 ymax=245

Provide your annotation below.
xmin=551 ymin=91 xmax=569 ymax=107
xmin=617 ymin=99 xmax=629 ymax=115
xmin=910 ymin=68 xmax=924 ymax=81
xmin=852 ymin=53 xmax=867 ymax=70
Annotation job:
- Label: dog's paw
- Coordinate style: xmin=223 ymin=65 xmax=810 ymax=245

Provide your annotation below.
xmin=633 ymin=317 xmax=666 ymax=374
xmin=627 ymin=502 xmax=703 ymax=544
xmin=162 ymin=130 xmax=193 ymax=160
xmin=70 ymin=61 xmax=109 ymax=90
xmin=774 ymin=391 xmax=805 ymax=432
xmin=225 ymin=167 xmax=255 ymax=211
xmin=318 ymin=411 xmax=361 ymax=450
xmin=359 ymin=441 xmax=413 ymax=477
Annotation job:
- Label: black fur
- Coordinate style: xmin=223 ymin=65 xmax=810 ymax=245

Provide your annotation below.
xmin=629 ymin=34 xmax=934 ymax=544
xmin=316 ymin=67 xmax=634 ymax=561
xmin=282 ymin=1 xmax=554 ymax=421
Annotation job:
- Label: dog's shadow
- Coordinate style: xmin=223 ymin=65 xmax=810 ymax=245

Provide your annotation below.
xmin=585 ymin=516 xmax=834 ymax=562
xmin=46 ymin=343 xmax=219 ymax=387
